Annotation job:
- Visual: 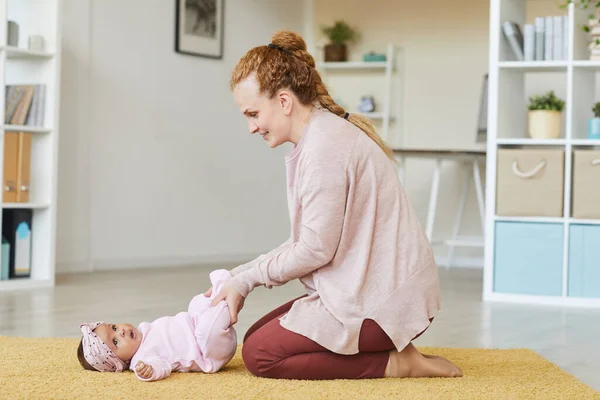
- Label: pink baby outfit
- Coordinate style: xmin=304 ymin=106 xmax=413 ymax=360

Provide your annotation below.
xmin=129 ymin=269 xmax=237 ymax=381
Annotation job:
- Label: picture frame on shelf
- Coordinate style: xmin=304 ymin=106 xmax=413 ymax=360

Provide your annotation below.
xmin=174 ymin=0 xmax=224 ymax=59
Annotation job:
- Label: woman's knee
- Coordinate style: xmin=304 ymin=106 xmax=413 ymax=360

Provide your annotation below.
xmin=242 ymin=336 xmax=266 ymax=377
xmin=242 ymin=336 xmax=280 ymax=378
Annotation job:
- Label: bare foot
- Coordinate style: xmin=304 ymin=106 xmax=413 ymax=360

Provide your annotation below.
xmin=384 ymin=343 xmax=463 ymax=378
xmin=423 ymin=354 xmax=463 ymax=376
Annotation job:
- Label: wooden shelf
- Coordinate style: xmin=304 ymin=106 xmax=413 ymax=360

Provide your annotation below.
xmin=571 ymin=139 xmax=600 ymax=146
xmin=572 ymin=60 xmax=600 ymax=70
xmin=3 ymin=125 xmax=52 ymax=134
xmin=496 ymin=138 xmax=566 ymax=145
xmin=0 ymin=278 xmax=53 ymax=292
xmin=1 ymin=46 xmax=54 ymax=59
xmin=494 ymin=216 xmax=566 ymax=224
xmin=318 ymin=61 xmax=388 ymax=70
xmin=486 ymin=1 xmax=600 ymax=308
xmin=568 ymin=218 xmax=600 ymax=226
xmin=317 ymin=44 xmax=402 ymax=146
xmin=498 ymin=61 xmax=568 ymax=72
xmin=2 ymin=203 xmax=50 ymax=209
xmin=0 ymin=1 xmax=61 ymax=292
xmin=359 ymin=112 xmax=395 ymax=120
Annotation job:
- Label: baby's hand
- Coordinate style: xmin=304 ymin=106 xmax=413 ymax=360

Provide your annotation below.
xmin=136 ymin=361 xmax=153 ymax=379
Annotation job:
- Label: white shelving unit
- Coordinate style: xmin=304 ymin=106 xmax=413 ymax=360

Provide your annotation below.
xmin=316 ymin=43 xmax=404 ymax=147
xmin=0 ymin=0 xmax=61 ymax=291
xmin=484 ymin=0 xmax=600 ymax=307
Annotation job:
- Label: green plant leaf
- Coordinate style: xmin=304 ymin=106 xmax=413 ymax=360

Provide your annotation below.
xmin=528 ymin=90 xmax=565 ymax=111
xmin=320 ymin=20 xmax=359 ymax=45
xmin=593 ymin=102 xmax=600 ymax=118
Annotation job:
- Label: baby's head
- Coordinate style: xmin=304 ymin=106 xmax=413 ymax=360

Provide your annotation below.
xmin=77 ymin=321 xmax=142 ymax=372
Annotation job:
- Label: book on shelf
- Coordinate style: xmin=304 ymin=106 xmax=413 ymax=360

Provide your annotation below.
xmin=5 ymin=84 xmax=46 ymax=127
xmin=503 ymin=16 xmax=568 ymax=62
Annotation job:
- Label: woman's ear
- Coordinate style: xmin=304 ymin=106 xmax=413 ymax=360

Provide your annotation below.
xmin=278 ymin=90 xmax=293 ymax=116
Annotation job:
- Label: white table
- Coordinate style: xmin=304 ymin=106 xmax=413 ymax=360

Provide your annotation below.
xmin=393 ymin=148 xmax=487 ymax=267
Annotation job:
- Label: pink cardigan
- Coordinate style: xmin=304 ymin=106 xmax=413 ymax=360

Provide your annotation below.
xmin=230 ymin=107 xmax=440 ymax=355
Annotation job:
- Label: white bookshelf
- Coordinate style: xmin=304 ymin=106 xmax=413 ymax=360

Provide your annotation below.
xmin=484 ymin=0 xmax=600 ymax=307
xmin=0 ymin=0 xmax=61 ymax=291
xmin=316 ymin=43 xmax=404 ymax=147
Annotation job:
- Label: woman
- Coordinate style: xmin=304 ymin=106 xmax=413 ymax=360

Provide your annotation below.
xmin=208 ymin=30 xmax=463 ymax=380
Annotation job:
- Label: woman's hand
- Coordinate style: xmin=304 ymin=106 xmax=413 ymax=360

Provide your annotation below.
xmin=210 ymin=283 xmax=245 ymax=326
xmin=203 ymin=287 xmax=212 ymax=298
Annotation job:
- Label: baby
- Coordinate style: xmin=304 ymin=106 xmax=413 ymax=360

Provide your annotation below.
xmin=76 ymin=269 xmax=237 ymax=381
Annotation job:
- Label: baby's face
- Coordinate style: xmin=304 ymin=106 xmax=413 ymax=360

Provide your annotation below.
xmin=94 ymin=323 xmax=142 ymax=363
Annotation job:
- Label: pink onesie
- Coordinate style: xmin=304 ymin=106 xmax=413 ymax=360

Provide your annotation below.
xmin=129 ymin=269 xmax=237 ymax=381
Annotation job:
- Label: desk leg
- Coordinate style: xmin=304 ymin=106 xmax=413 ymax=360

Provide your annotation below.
xmin=445 ymin=162 xmax=470 ymax=267
xmin=473 ymin=159 xmax=485 ymax=234
xmin=425 ymin=159 xmax=442 ymax=241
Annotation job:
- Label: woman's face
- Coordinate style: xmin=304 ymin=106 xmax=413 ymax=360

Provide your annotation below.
xmin=233 ymin=76 xmax=292 ymax=149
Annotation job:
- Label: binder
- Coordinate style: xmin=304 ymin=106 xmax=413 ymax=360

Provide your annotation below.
xmin=2 ymin=132 xmax=19 ymax=203
xmin=3 ymin=131 xmax=32 ymax=203
xmin=2 ymin=208 xmax=32 ymax=278
xmin=16 ymin=132 xmax=32 ymax=202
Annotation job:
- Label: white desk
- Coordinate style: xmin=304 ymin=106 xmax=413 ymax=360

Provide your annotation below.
xmin=393 ymin=148 xmax=487 ymax=267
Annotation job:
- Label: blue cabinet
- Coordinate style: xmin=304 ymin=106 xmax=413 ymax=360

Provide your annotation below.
xmin=494 ymin=222 xmax=564 ymax=296
xmin=568 ymin=225 xmax=600 ymax=298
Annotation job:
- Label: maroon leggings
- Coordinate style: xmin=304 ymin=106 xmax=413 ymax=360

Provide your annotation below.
xmin=242 ymin=295 xmax=415 ymax=380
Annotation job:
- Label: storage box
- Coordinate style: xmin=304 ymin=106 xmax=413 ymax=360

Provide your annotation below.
xmin=572 ymin=150 xmax=600 ymax=219
xmin=496 ymin=148 xmax=564 ymax=217
xmin=494 ymin=221 xmax=563 ymax=296
xmin=568 ymin=224 xmax=600 ymax=298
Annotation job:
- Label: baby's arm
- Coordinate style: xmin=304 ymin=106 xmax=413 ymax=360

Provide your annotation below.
xmin=134 ymin=359 xmax=171 ymax=382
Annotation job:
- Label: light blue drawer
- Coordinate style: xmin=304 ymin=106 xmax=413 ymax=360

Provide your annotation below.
xmin=494 ymin=222 xmax=563 ymax=296
xmin=568 ymin=224 xmax=600 ymax=298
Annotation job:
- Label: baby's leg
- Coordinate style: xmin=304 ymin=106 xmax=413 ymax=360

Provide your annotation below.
xmin=194 ymin=301 xmax=237 ymax=373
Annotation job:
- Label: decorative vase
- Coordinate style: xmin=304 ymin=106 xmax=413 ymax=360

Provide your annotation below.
xmin=324 ymin=43 xmax=347 ymax=62
xmin=589 ymin=117 xmax=600 ymax=139
xmin=528 ymin=110 xmax=561 ymax=139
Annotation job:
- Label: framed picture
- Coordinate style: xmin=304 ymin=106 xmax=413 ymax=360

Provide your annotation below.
xmin=175 ymin=0 xmax=224 ymax=59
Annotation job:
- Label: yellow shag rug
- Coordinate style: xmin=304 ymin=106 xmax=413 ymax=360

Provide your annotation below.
xmin=1 ymin=336 xmax=597 ymax=399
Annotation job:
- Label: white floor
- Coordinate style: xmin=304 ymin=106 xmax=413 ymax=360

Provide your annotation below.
xmin=0 ymin=265 xmax=598 ymax=391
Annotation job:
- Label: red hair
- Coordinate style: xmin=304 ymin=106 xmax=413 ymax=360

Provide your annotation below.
xmin=230 ymin=30 xmax=394 ymax=160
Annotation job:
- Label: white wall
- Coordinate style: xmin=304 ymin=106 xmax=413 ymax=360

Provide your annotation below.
xmin=57 ymin=0 xmax=307 ymax=272
xmin=57 ymin=0 xmax=566 ymax=272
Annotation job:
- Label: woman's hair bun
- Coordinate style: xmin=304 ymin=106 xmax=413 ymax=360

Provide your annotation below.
xmin=270 ymin=30 xmax=307 ymax=52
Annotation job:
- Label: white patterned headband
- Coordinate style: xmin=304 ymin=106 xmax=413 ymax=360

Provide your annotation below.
xmin=80 ymin=321 xmax=127 ymax=372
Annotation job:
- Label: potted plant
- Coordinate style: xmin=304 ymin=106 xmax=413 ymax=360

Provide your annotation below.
xmin=589 ymin=102 xmax=600 ymax=139
xmin=321 ymin=20 xmax=358 ymax=62
xmin=527 ymin=90 xmax=565 ymax=139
